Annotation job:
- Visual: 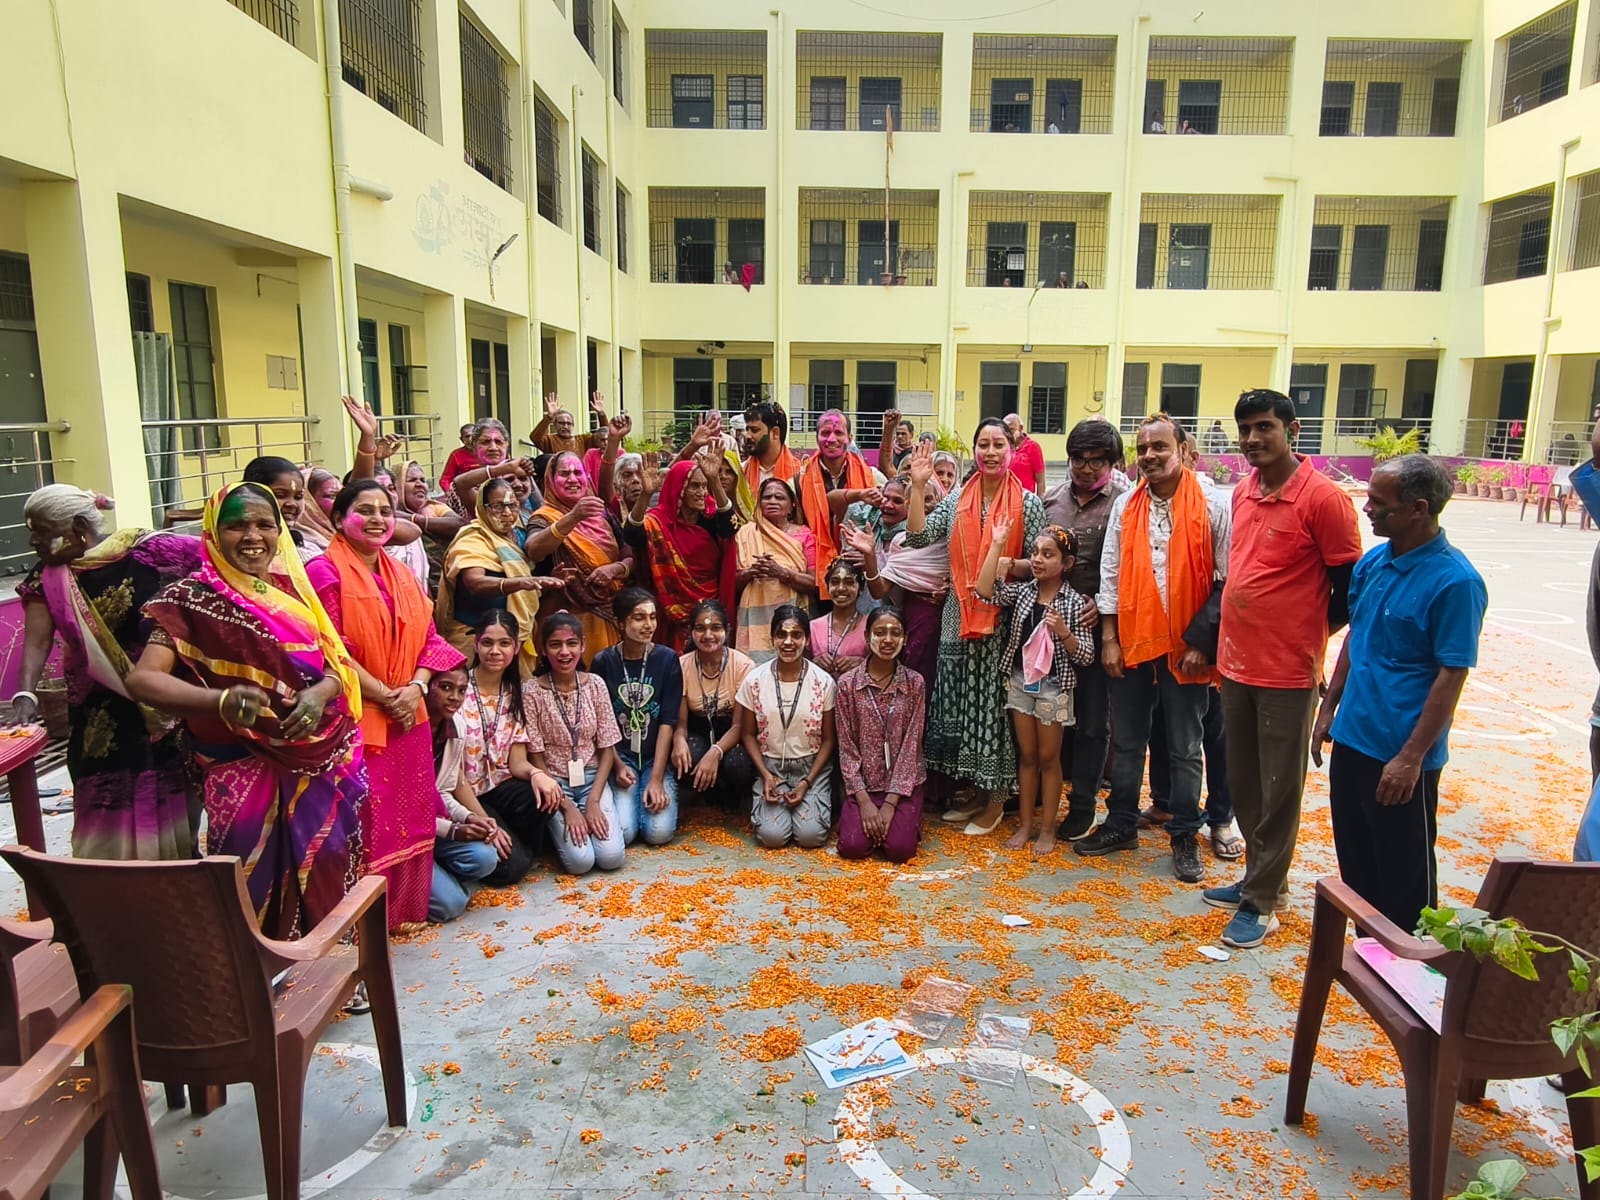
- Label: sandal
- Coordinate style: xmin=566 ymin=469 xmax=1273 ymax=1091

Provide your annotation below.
xmin=1210 ymin=821 xmax=1245 ymax=860
xmin=1137 ymin=805 xmax=1172 ymax=829
xmin=343 ymin=982 xmax=371 ymax=1015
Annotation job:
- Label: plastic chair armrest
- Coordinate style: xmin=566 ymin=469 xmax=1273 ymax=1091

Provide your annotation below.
xmin=0 ymin=985 xmax=130 ymax=1112
xmin=265 ymin=875 xmax=387 ymax=963
xmin=1314 ymin=877 xmax=1454 ymax=965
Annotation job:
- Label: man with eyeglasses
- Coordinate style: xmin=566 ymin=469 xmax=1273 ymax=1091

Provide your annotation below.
xmin=1042 ymin=417 xmax=1129 ymax=841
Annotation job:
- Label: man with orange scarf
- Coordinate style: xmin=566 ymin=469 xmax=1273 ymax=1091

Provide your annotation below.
xmin=795 ymin=408 xmax=884 ymax=592
xmin=1075 ymin=414 xmax=1231 ymax=884
xmin=740 ymin=400 xmax=805 ymax=493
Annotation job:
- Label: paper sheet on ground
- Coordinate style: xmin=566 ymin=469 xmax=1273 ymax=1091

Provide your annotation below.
xmin=805 ymin=1019 xmax=917 ymax=1088
xmin=888 ymin=976 xmax=975 ymax=1040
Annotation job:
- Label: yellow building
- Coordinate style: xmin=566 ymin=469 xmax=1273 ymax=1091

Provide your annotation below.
xmin=3 ymin=0 xmax=1599 ymax=564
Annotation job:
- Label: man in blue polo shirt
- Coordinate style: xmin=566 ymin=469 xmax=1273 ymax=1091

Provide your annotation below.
xmin=1570 ymin=404 xmax=1600 ymax=780
xmin=1311 ymin=454 xmax=1487 ymax=932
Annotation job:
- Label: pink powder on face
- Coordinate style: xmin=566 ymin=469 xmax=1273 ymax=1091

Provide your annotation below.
xmin=343 ymin=511 xmax=394 ymax=549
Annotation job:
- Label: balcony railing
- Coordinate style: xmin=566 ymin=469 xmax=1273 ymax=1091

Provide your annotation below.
xmin=1115 ymin=414 xmax=1437 ymax=460
xmin=718 ymin=382 xmax=771 ymax=405
xmin=647 ymin=188 xmax=766 ymax=284
xmin=645 ymin=393 xmax=906 ymax=453
xmin=373 ymin=411 xmax=442 ymax=481
xmin=1143 ymin=37 xmax=1292 ymax=135
xmin=339 ymin=0 xmax=428 ymax=134
xmin=1492 ymin=1 xmax=1576 ymax=123
xmin=1135 ymin=195 xmax=1281 ymax=290
xmin=143 ymin=417 xmax=320 ymax=522
xmin=1319 ymin=40 xmax=1466 ymax=137
xmin=795 ymin=32 xmax=942 ymax=132
xmin=1483 ymin=186 xmax=1554 ymax=285
xmin=1460 ymin=417 xmax=1534 ymax=461
xmin=965 ymin=191 xmax=1109 ymax=288
xmin=226 ymin=0 xmax=299 ymax=44
xmin=644 ymin=31 xmax=768 ymax=130
xmin=1306 ymin=197 xmax=1451 ymax=292
xmin=0 ymin=422 xmax=71 ymax=578
xmin=799 ymin=189 xmax=939 ymax=286
xmin=968 ymin=35 xmax=1117 ymax=134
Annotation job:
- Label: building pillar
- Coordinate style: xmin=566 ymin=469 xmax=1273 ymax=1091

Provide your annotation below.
xmin=21 ymin=179 xmax=152 ymax=528
xmin=296 ymin=255 xmax=353 ymax=470
xmin=424 ymin=292 xmax=470 ymax=464
xmin=1526 ymin=350 xmax=1563 ymax=464
xmin=507 ymin=316 xmax=537 ymax=443
xmin=1431 ymin=351 xmax=1474 ymax=456
xmin=1103 ymin=341 xmax=1127 ymax=430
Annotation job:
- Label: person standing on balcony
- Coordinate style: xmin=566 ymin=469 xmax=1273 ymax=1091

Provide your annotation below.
xmin=1203 ymin=390 xmax=1361 ymax=950
xmin=1003 ymin=414 xmax=1048 ymax=498
xmin=796 ymin=409 xmax=883 ymax=595
xmin=529 ymin=390 xmax=608 ymax=457
xmin=1074 ymin=414 xmax=1231 ymax=885
xmin=1042 ymin=419 xmax=1129 ymax=842
xmin=9 ymin=486 xmax=202 ymax=861
xmin=741 ymin=400 xmax=804 ymax=492
xmin=1312 ymin=454 xmax=1486 ymax=933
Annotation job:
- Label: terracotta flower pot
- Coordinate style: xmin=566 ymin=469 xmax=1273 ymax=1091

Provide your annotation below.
xmin=1454 ymin=481 xmax=1467 ymax=494
xmin=1476 ymin=484 xmax=1493 ymax=497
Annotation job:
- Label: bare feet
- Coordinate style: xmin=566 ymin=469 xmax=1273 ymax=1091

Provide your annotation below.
xmin=1004 ymin=826 xmax=1030 ymax=851
xmin=1033 ymin=833 xmax=1057 ymax=856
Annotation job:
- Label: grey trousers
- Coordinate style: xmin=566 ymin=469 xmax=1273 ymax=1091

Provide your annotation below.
xmin=751 ymin=756 xmax=832 ymax=850
xmin=1221 ymin=678 xmax=1318 ymax=915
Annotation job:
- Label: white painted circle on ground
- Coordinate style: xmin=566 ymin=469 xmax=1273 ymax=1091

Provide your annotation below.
xmin=1484 ymin=608 xmax=1575 ymax=626
xmin=1543 ymin=580 xmax=1586 ymax=594
xmin=1451 ymin=703 xmax=1555 ymax=743
xmin=117 ymin=1041 xmax=418 ymax=1200
xmin=833 ymin=1047 xmax=1133 ymax=1199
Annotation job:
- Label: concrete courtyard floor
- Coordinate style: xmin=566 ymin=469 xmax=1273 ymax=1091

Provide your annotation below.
xmin=6 ymin=491 xmax=1598 ymax=1200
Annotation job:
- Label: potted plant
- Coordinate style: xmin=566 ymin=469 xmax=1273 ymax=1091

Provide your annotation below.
xmin=1210 ymin=460 xmax=1234 ymax=485
xmin=1356 ymin=424 xmax=1423 ymax=463
xmin=1481 ymin=466 xmax=1505 ymax=498
xmin=1454 ymin=464 xmax=1477 ymax=495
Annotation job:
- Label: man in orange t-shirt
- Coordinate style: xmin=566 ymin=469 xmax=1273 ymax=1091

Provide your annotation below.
xmin=1205 ymin=389 xmax=1361 ymax=950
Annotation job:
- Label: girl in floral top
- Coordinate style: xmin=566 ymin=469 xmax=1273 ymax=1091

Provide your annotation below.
xmin=525 ymin=613 xmax=625 ymax=874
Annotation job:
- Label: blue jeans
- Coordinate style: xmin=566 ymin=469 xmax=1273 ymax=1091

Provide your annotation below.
xmin=613 ymin=750 xmax=680 ymax=846
xmin=1106 ymin=658 xmax=1208 ymax=839
xmin=547 ymin=766 xmax=626 ymax=874
xmin=1148 ymin=687 xmax=1233 ymax=826
xmin=430 ymin=838 xmax=499 ymax=922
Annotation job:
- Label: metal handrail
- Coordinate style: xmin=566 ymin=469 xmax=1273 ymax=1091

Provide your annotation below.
xmin=0 ymin=421 xmax=72 ymax=434
xmin=138 ymin=416 xmax=322 ymax=428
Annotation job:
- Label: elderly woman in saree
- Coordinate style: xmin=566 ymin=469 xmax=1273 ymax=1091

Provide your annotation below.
xmin=127 ymin=483 xmax=364 ymax=938
xmin=8 ymin=485 xmax=202 ymax=860
xmin=395 ymin=458 xmax=462 ymax=587
xmin=525 ymin=450 xmax=633 ymax=656
xmin=298 ymin=467 xmax=340 ymax=554
xmin=307 ymin=478 xmax=467 ymax=929
xmin=622 ymin=450 xmax=737 ymax=652
xmin=437 ymin=477 xmax=569 ymax=670
xmin=733 ymin=477 xmax=817 ymax=664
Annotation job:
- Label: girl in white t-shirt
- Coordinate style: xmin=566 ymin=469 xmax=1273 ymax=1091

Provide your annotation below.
xmin=736 ymin=604 xmax=836 ymax=849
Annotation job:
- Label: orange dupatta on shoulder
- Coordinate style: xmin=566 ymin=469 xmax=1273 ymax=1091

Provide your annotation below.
xmin=948 ymin=473 xmax=1026 ymax=640
xmin=1116 ymin=469 xmax=1218 ymax=684
xmin=742 ymin=445 xmax=802 ymax=495
xmin=798 ymin=451 xmax=874 ymax=589
xmin=323 ymin=535 xmax=433 ymax=749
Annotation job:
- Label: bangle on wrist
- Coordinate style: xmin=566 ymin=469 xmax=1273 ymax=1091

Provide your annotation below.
xmin=864 ymin=569 xmax=882 ymax=582
xmin=10 ymin=689 xmax=38 ymax=705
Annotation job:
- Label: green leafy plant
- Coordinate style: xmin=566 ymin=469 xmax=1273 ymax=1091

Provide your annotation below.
xmin=1456 ymin=464 xmax=1481 ymax=486
xmin=1356 ymin=424 xmax=1424 ymax=462
xmin=1418 ymin=906 xmax=1600 ymax=1199
xmin=934 ymin=425 xmax=967 ymax=457
xmin=622 ymin=434 xmax=665 ymax=455
xmin=1483 ymin=466 xmax=1507 ymax=487
xmin=1210 ymin=460 xmax=1234 ymax=484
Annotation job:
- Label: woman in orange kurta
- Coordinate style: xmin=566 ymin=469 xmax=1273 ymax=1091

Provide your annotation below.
xmin=524 ymin=451 xmax=634 ymax=657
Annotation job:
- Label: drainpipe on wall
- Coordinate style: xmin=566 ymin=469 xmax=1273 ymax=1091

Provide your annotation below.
xmin=520 ymin=0 xmax=540 ymax=398
xmin=571 ymin=85 xmax=586 ymax=402
xmin=320 ymin=0 xmax=363 ymax=397
xmin=939 ymin=168 xmax=974 ymax=433
xmin=1265 ymin=173 xmax=1299 ymax=394
xmin=1525 ymin=136 xmax=1579 ymax=464
xmin=604 ymin=26 xmax=621 ymax=408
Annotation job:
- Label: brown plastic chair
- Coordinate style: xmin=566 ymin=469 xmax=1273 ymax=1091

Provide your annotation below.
xmin=0 ymin=916 xmax=77 ymax=1067
xmin=0 ymin=982 xmax=161 ymax=1200
xmin=1285 ymin=862 xmax=1600 ymax=1200
xmin=0 ymin=848 xmax=408 ymax=1200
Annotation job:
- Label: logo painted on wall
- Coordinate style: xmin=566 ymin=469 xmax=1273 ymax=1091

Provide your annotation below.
xmin=411 ymin=182 xmax=508 ymax=269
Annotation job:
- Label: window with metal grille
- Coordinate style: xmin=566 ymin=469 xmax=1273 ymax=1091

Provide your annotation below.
xmin=979 ymin=362 xmax=1020 ymax=421
xmin=1483 ymin=185 xmax=1554 ymax=283
xmin=965 ymin=191 xmax=1108 ymax=287
xmin=1134 ymin=195 xmax=1280 ymax=290
xmin=1494 ymin=2 xmax=1575 ymax=121
xmin=644 ymin=31 xmax=767 ymax=129
xmin=534 ymin=94 xmax=563 ymax=226
xmin=1570 ymin=171 xmax=1600 ymax=272
xmin=460 ymin=12 xmax=513 ymax=193
xmin=798 ymin=189 xmax=939 ymax=285
xmin=581 ymin=147 xmax=604 ymax=256
xmin=1306 ymin=197 xmax=1451 ymax=291
xmin=969 ymin=35 xmax=1115 ymax=133
xmin=0 ymin=253 xmax=35 ymax=324
xmin=723 ymin=359 xmax=766 ymax=407
xmin=126 ymin=273 xmax=154 ymax=333
xmin=647 ymin=188 xmax=765 ymax=283
xmin=795 ymin=32 xmax=942 ymax=131
xmin=226 ymin=0 xmax=299 ymax=45
xmin=1159 ymin=364 xmax=1201 ymax=432
xmin=674 ymin=357 xmax=714 ymax=411
xmin=1320 ymin=41 xmax=1466 ymax=136
xmin=1335 ymin=363 xmax=1378 ymax=435
xmin=808 ymin=361 xmax=847 ymax=417
xmin=339 ymin=0 xmax=428 ymax=134
xmin=1122 ymin=362 xmax=1150 ymax=420
xmin=1029 ymin=362 xmax=1067 ymax=435
xmin=612 ymin=8 xmax=627 ymax=106
xmin=1144 ymin=37 xmax=1291 ymax=135
xmin=169 ymin=282 xmax=221 ymax=450
xmin=573 ymin=0 xmax=595 ymax=60
xmin=616 ymin=184 xmax=630 ymax=273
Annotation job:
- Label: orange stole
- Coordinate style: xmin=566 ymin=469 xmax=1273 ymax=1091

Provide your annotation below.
xmin=948 ymin=473 xmax=1026 ymax=640
xmin=322 ymin=536 xmax=432 ymax=749
xmin=1116 ymin=470 xmax=1218 ymax=684
xmin=798 ymin=451 xmax=874 ymax=589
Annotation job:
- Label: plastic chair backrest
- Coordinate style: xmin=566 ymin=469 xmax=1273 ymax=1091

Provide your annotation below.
xmin=0 ymin=850 xmax=277 ymax=1064
xmin=0 ymin=918 xmax=37 ymax=1064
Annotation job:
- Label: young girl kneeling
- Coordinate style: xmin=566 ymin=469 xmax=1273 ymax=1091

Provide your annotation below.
xmin=835 ymin=605 xmax=927 ymax=863
xmin=736 ymin=604 xmax=836 ymax=849
xmin=977 ymin=519 xmax=1096 ymax=855
xmin=526 ymin=614 xmax=626 ymax=873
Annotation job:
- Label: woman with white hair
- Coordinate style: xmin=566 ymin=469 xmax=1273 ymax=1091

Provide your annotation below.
xmin=6 ymin=484 xmax=203 ymax=859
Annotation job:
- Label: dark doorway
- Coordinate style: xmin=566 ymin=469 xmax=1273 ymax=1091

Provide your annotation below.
xmin=1044 ymin=78 xmax=1082 ymax=132
xmin=858 ymin=220 xmax=900 ymax=284
xmin=674 ymin=217 xmax=715 ymax=283
xmin=989 ymin=78 xmax=1032 ymax=132
xmin=857 ymin=360 xmax=897 ymax=426
xmin=1364 ymin=81 xmax=1401 ymax=135
xmin=1497 ymin=360 xmax=1534 ymax=458
xmin=1159 ymin=363 xmax=1201 ymax=433
xmin=985 ymin=222 xmax=1027 ymax=287
xmin=980 ymin=361 xmax=1020 ymax=421
xmin=1289 ymin=363 xmax=1328 ymax=454
xmin=1166 ymin=224 xmax=1211 ymax=290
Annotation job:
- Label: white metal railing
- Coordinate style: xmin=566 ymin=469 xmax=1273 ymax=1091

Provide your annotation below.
xmin=373 ymin=411 xmax=442 ymax=482
xmin=1458 ymin=417 xmax=1532 ymax=462
xmin=142 ymin=416 xmax=320 ymax=520
xmin=1116 ymin=414 xmax=1436 ymax=458
xmin=1545 ymin=420 xmax=1589 ymax=465
xmin=0 ymin=421 xmax=74 ymax=577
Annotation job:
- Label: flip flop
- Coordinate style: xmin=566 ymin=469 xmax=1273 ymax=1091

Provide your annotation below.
xmin=1210 ymin=823 xmax=1245 ymax=860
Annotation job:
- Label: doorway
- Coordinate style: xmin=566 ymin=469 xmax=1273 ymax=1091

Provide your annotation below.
xmin=1158 ymin=363 xmax=1201 ymax=434
xmin=1166 ymin=225 xmax=1211 ymax=290
xmin=1289 ymin=363 xmax=1328 ymax=454
xmin=856 ymin=361 xmax=897 ymax=428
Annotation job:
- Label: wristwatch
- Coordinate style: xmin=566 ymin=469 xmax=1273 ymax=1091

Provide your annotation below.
xmin=410 ymin=677 xmax=430 ymax=694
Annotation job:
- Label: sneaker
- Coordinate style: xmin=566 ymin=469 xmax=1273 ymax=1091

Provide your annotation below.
xmin=1221 ymin=906 xmax=1280 ymax=949
xmin=1170 ymin=834 xmax=1204 ymax=883
xmin=1074 ymin=826 xmax=1137 ymax=857
xmin=1057 ymin=808 xmax=1098 ymax=841
xmin=1202 ymin=881 xmax=1244 ymax=910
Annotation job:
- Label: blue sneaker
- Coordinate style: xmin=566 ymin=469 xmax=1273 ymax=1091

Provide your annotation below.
xmin=1202 ymin=881 xmax=1243 ymax=910
xmin=1221 ymin=906 xmax=1280 ymax=950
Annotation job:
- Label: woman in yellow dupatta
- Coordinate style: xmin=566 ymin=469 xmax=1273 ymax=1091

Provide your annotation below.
xmin=717 ymin=447 xmax=755 ymax=528
xmin=524 ymin=450 xmax=633 ymax=656
xmin=435 ymin=477 xmax=565 ymax=671
xmin=732 ymin=477 xmax=818 ymax=664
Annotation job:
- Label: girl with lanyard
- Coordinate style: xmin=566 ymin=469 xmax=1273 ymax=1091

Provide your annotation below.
xmin=591 ymin=588 xmax=683 ymax=847
xmin=835 ymin=605 xmax=927 ymax=864
xmin=525 ymin=613 xmax=626 ymax=874
xmin=809 ymin=558 xmax=869 ymax=678
xmin=736 ymin=604 xmax=837 ymax=850
xmin=671 ymin=599 xmax=757 ymax=811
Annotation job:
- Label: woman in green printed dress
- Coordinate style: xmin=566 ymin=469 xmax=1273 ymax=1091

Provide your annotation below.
xmin=903 ymin=423 xmax=1044 ymax=836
